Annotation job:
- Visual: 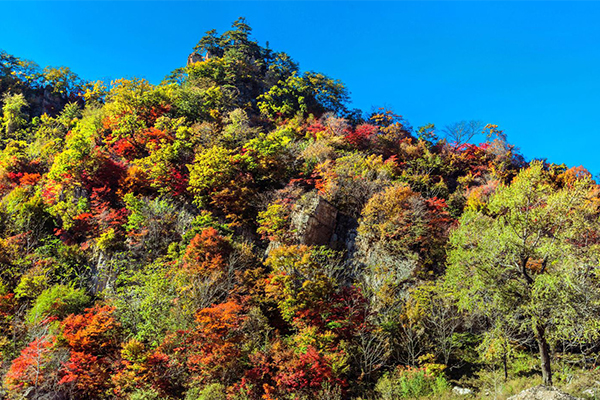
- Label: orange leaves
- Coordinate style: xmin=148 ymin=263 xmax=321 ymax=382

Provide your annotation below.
xmin=118 ymin=165 xmax=152 ymax=196
xmin=18 ymin=172 xmax=41 ymax=186
xmin=109 ymin=128 xmax=173 ymax=160
xmin=4 ymin=335 xmax=56 ymax=394
xmin=188 ymin=301 xmax=245 ymax=383
xmin=112 ymin=138 xmax=138 ymax=159
xmin=183 ymin=228 xmax=232 ymax=276
xmin=59 ymin=305 xmax=121 ymax=398
xmin=1 ymin=157 xmax=44 ymax=191
xmin=144 ymin=127 xmax=173 ymax=147
xmin=59 ymin=351 xmax=109 ymax=397
xmin=195 ymin=300 xmax=244 ymax=335
xmin=147 ymin=300 xmax=246 ymax=389
xmin=62 ymin=305 xmax=120 ymax=355
xmin=559 ymin=165 xmax=592 ymax=189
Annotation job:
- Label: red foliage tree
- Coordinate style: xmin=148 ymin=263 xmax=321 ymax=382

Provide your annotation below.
xmin=5 ymin=335 xmax=57 ymax=398
xmin=59 ymin=305 xmax=121 ymax=398
xmin=183 ymin=228 xmax=232 ymax=276
xmin=345 ymin=124 xmax=378 ymax=149
xmin=276 ymin=346 xmax=341 ymax=393
xmin=187 ymin=301 xmax=245 ymax=384
xmin=293 ymin=285 xmax=368 ymax=341
xmin=144 ymin=300 xmax=246 ymax=396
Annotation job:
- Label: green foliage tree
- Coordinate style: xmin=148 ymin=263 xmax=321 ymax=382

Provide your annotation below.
xmin=42 ymin=66 xmax=84 ymax=97
xmin=0 ymin=50 xmax=43 ymax=93
xmin=26 ymin=284 xmax=89 ymax=325
xmin=446 ymin=162 xmax=600 ymax=385
xmin=257 ymin=72 xmax=348 ymax=120
xmin=1 ymin=92 xmax=28 ymax=138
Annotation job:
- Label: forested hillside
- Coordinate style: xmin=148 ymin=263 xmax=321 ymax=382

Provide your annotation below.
xmin=0 ymin=18 xmax=599 ymax=400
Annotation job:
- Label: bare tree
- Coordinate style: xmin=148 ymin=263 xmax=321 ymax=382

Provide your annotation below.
xmin=443 ymin=120 xmax=483 ymax=149
xmin=422 ymin=290 xmax=462 ymax=366
xmin=396 ymin=314 xmax=426 ymax=367
xmin=354 ymin=324 xmax=391 ymax=381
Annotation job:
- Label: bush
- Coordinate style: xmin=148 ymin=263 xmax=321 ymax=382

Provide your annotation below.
xmin=375 ymin=366 xmax=450 ymax=399
xmin=129 ymin=387 xmax=163 ymax=400
xmin=26 ymin=284 xmax=90 ymax=325
xmin=185 ymin=383 xmax=227 ymax=400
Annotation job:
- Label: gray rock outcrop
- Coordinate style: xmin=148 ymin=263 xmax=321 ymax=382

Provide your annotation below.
xmin=452 ymin=386 xmax=474 ymax=396
xmin=291 ymin=192 xmax=338 ymax=246
xmin=508 ymin=385 xmax=582 ymax=400
xmin=187 ymin=53 xmax=203 ymax=65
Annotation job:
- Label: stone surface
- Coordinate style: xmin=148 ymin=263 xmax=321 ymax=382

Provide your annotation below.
xmin=452 ymin=386 xmax=474 ymax=396
xmin=291 ymin=192 xmax=338 ymax=246
xmin=508 ymin=385 xmax=582 ymax=400
xmin=330 ymin=211 xmax=358 ymax=253
xmin=187 ymin=52 xmax=203 ymax=65
xmin=581 ymin=388 xmax=596 ymax=398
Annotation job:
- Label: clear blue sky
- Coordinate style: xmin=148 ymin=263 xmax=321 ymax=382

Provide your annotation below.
xmin=1 ymin=1 xmax=599 ymax=174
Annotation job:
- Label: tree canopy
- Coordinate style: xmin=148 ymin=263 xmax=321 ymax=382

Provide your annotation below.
xmin=0 ymin=18 xmax=596 ymax=400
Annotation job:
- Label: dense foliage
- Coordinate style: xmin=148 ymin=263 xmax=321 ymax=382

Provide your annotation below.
xmin=0 ymin=18 xmax=598 ymax=400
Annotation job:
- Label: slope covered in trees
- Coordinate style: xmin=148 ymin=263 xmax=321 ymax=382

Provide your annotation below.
xmin=0 ymin=18 xmax=599 ymax=400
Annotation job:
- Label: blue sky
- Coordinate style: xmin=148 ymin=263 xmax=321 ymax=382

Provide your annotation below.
xmin=1 ymin=1 xmax=599 ymax=174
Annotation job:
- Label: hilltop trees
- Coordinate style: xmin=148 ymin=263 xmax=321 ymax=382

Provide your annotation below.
xmin=185 ymin=17 xmax=349 ymax=121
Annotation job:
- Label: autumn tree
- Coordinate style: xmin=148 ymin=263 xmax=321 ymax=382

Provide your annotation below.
xmin=60 ymin=305 xmax=122 ymax=398
xmin=43 ymin=66 xmax=84 ymax=98
xmin=356 ymin=184 xmax=452 ymax=331
xmin=188 ymin=301 xmax=245 ymax=385
xmin=146 ymin=300 xmax=246 ymax=395
xmin=265 ymin=244 xmax=336 ymax=322
xmin=443 ymin=120 xmax=483 ymax=149
xmin=445 ymin=162 xmax=600 ymax=385
xmin=4 ymin=334 xmax=61 ymax=400
xmin=177 ymin=227 xmax=234 ymax=309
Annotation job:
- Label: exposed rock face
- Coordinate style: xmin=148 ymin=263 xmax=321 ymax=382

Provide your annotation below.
xmin=508 ymin=386 xmax=582 ymax=400
xmin=41 ymin=85 xmax=65 ymax=115
xmin=356 ymin=241 xmax=419 ymax=280
xmin=331 ymin=211 xmax=358 ymax=253
xmin=25 ymin=86 xmax=68 ymax=117
xmin=291 ymin=192 xmax=338 ymax=246
xmin=187 ymin=52 xmax=203 ymax=65
xmin=354 ymin=225 xmax=420 ymax=286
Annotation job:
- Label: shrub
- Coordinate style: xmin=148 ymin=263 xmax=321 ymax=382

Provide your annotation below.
xmin=129 ymin=387 xmax=163 ymax=400
xmin=26 ymin=284 xmax=89 ymax=325
xmin=375 ymin=366 xmax=449 ymax=399
xmin=185 ymin=383 xmax=227 ymax=400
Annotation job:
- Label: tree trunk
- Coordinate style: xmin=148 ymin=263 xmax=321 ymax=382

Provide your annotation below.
xmin=535 ymin=324 xmax=552 ymax=386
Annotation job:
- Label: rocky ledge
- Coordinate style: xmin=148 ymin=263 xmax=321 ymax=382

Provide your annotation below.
xmin=508 ymin=385 xmax=581 ymax=400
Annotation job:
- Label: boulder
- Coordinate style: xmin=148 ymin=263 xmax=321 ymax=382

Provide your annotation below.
xmin=508 ymin=385 xmax=582 ymax=400
xmin=452 ymin=386 xmax=473 ymax=396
